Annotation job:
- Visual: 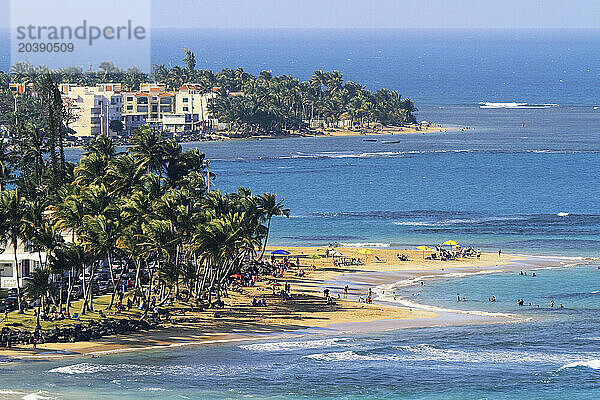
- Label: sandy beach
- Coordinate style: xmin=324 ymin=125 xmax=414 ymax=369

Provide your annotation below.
xmin=2 ymin=247 xmax=550 ymax=359
xmin=322 ymin=124 xmax=448 ymax=136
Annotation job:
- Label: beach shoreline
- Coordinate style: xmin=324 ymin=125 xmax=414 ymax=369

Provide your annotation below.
xmin=1 ymin=248 xmax=580 ymax=360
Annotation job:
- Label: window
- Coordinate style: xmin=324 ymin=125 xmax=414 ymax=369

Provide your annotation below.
xmin=0 ymin=263 xmax=13 ymax=277
xmin=137 ymin=97 xmax=148 ymax=104
xmin=22 ymin=259 xmax=30 ymax=278
xmin=182 ymin=97 xmax=189 ymax=102
xmin=127 ymin=96 xmax=133 ymax=101
xmin=183 ymin=106 xmax=189 ymax=112
xmin=126 ymin=105 xmax=133 ymax=111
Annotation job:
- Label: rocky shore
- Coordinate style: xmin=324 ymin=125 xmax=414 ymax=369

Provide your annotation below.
xmin=0 ymin=318 xmax=160 ymax=348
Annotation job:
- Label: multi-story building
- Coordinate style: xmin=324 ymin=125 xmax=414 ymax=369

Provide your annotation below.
xmin=121 ymin=83 xmax=174 ymax=134
xmin=8 ymin=82 xmax=35 ymax=95
xmin=0 ymin=242 xmax=43 ymax=290
xmin=161 ymin=85 xmax=217 ymax=133
xmin=60 ymin=83 xmax=123 ymax=138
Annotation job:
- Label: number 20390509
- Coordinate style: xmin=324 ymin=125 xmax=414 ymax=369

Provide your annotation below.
xmin=18 ymin=42 xmax=75 ymax=52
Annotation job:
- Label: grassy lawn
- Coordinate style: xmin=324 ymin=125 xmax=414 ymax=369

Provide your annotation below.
xmin=1 ymin=293 xmax=196 ymax=331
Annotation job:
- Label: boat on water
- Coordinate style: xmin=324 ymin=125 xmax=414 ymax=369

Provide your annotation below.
xmin=363 ymin=139 xmax=377 ymax=142
xmin=381 ymin=140 xmax=402 ymax=144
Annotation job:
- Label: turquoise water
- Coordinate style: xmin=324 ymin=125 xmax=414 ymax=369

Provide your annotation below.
xmin=3 ymin=30 xmax=600 ymax=398
xmin=2 ymin=263 xmax=600 ymax=399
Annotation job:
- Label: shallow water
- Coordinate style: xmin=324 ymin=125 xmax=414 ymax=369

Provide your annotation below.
xmin=4 ymin=29 xmax=600 ymax=398
xmin=3 ymin=263 xmax=600 ymax=399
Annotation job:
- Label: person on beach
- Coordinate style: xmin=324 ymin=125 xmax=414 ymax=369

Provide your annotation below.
xmin=344 ymin=285 xmax=348 ymax=298
xmin=551 ymin=300 xmax=554 ymax=307
xmin=498 ymin=249 xmax=502 ymax=258
xmin=3 ymin=309 xmax=8 ymax=322
xmin=457 ymin=293 xmax=461 ymax=302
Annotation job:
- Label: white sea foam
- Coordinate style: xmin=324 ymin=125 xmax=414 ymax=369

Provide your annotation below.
xmin=479 ymin=102 xmax=558 ymax=109
xmin=559 ymin=360 xmax=600 ymax=370
xmin=393 ymin=215 xmax=528 ymax=227
xmin=339 ymin=242 xmax=390 ymax=248
xmin=139 ymin=387 xmax=170 ymax=392
xmin=393 ymin=221 xmax=437 ymax=226
xmin=372 ymin=270 xmax=515 ymax=319
xmin=304 ymin=345 xmax=584 ymax=366
xmin=303 ymin=350 xmax=396 ymax=362
xmin=239 ymin=338 xmax=350 ymax=351
xmin=48 ymin=363 xmax=109 ymax=375
xmin=22 ymin=392 xmax=55 ymax=400
xmin=0 ymin=390 xmax=26 ymax=396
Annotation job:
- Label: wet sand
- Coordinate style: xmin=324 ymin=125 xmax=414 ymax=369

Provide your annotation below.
xmin=2 ymin=248 xmax=567 ymax=359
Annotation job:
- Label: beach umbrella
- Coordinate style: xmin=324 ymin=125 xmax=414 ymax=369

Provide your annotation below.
xmin=230 ymin=274 xmax=242 ymax=279
xmin=271 ymin=249 xmax=291 ymax=255
xmin=358 ymin=248 xmax=373 ymax=262
xmin=309 ymin=254 xmax=322 ymax=259
xmin=443 ymin=240 xmax=459 ymax=247
xmin=331 ymin=251 xmax=344 ymax=257
xmin=417 ymin=245 xmax=434 ymax=258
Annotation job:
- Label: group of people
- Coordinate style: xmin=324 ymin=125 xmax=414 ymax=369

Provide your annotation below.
xmin=519 ymin=271 xmax=536 ymax=277
xmin=251 ymin=297 xmax=268 ymax=307
xmin=359 ymin=288 xmax=373 ymax=304
xmin=333 ymin=257 xmax=363 ymax=267
xmin=33 ymin=306 xmax=69 ymax=322
xmin=430 ymin=247 xmax=481 ymax=261
xmin=396 ymin=253 xmax=409 ymax=261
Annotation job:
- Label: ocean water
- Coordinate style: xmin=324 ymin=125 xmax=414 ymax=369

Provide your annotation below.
xmin=3 ymin=29 xmax=600 ymax=398
xmin=2 ymin=262 xmax=600 ymax=399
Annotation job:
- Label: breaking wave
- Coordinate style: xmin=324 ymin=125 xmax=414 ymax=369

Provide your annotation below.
xmin=559 ymin=360 xmax=600 ymax=370
xmin=304 ymin=345 xmax=595 ymax=368
xmin=339 ymin=242 xmax=391 ymax=248
xmin=239 ymin=338 xmax=351 ymax=351
xmin=479 ymin=102 xmax=559 ymax=109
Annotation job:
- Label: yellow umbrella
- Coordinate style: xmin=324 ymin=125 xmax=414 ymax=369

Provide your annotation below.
xmin=443 ymin=240 xmax=459 ymax=246
xmin=358 ymin=249 xmax=373 ymax=255
xmin=309 ymin=254 xmax=322 ymax=259
xmin=417 ymin=246 xmax=434 ymax=258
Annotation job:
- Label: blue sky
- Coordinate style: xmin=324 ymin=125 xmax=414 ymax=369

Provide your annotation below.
xmin=154 ymin=0 xmax=600 ymax=29
xmin=3 ymin=0 xmax=600 ymax=29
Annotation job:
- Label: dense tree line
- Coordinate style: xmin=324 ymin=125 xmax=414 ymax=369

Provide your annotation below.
xmin=0 ymin=125 xmax=289 ymax=316
xmin=1 ymin=50 xmax=417 ymax=135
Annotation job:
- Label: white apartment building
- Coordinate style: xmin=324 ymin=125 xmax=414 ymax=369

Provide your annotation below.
xmin=60 ymin=83 xmax=123 ymax=138
xmin=121 ymin=83 xmax=174 ymax=134
xmin=162 ymin=84 xmax=216 ymax=133
xmin=0 ymin=242 xmax=44 ymax=290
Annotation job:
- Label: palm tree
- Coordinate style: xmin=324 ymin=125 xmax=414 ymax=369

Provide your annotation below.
xmin=85 ymin=134 xmax=117 ymax=160
xmin=79 ymin=214 xmax=122 ymax=309
xmin=139 ymin=219 xmax=178 ymax=315
xmin=25 ymin=267 xmax=51 ymax=313
xmin=0 ymin=190 xmax=28 ymax=312
xmin=105 ymin=154 xmax=145 ymax=197
xmin=130 ymin=126 xmax=165 ymax=173
xmin=0 ymin=138 xmax=11 ymax=191
xmin=257 ymin=193 xmax=290 ymax=259
xmin=74 ymin=153 xmax=108 ymax=186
